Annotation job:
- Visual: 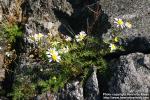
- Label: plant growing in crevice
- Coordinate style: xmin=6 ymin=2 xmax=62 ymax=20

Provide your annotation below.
xmin=9 ymin=3 xmax=132 ymax=100
xmin=10 ymin=27 xmax=109 ymax=99
xmin=103 ymin=18 xmax=132 ymax=52
xmin=1 ymin=23 xmax=23 ymax=43
xmin=0 ymin=21 xmax=23 ymax=68
xmin=0 ymin=21 xmax=23 ymax=99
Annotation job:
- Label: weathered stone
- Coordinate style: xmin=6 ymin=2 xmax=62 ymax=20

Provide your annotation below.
xmin=100 ymin=0 xmax=150 ymax=52
xmin=0 ymin=54 xmax=5 ymax=81
xmin=64 ymin=81 xmax=84 ymax=100
xmin=35 ymin=92 xmax=57 ymax=100
xmin=22 ymin=0 xmax=73 ymax=35
xmin=0 ymin=53 xmax=5 ymax=97
xmin=85 ymin=67 xmax=100 ymax=100
xmin=108 ymin=53 xmax=150 ymax=94
xmin=100 ymin=1 xmax=150 ymax=95
xmin=36 ymin=81 xmax=84 ymax=100
xmin=0 ymin=4 xmax=2 ymax=22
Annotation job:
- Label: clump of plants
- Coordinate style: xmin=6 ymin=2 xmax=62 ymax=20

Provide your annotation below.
xmin=0 ymin=21 xmax=23 ymax=67
xmin=0 ymin=22 xmax=23 ymax=43
xmin=103 ymin=18 xmax=132 ymax=52
xmin=0 ymin=20 xmax=23 ymax=97
xmin=10 ymin=17 xmax=132 ymax=99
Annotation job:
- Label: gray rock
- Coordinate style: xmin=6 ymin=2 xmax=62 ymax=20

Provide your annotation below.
xmin=0 ymin=4 xmax=2 ymax=22
xmin=108 ymin=53 xmax=150 ymax=94
xmin=0 ymin=54 xmax=5 ymax=96
xmin=100 ymin=0 xmax=150 ymax=52
xmin=0 ymin=42 xmax=6 ymax=96
xmin=36 ymin=81 xmax=83 ymax=100
xmin=85 ymin=67 xmax=100 ymax=100
xmin=22 ymin=0 xmax=73 ymax=35
xmin=63 ymin=81 xmax=84 ymax=100
xmin=0 ymin=42 xmax=5 ymax=82
xmin=35 ymin=92 xmax=57 ymax=100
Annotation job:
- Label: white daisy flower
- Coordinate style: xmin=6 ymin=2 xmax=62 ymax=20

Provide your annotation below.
xmin=65 ymin=36 xmax=72 ymax=41
xmin=114 ymin=18 xmax=125 ymax=29
xmin=109 ymin=43 xmax=117 ymax=52
xmin=46 ymin=48 xmax=61 ymax=62
xmin=75 ymin=31 xmax=87 ymax=42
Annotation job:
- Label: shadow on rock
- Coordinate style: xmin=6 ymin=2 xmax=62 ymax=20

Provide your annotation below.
xmin=55 ymin=1 xmax=111 ymax=38
xmin=125 ymin=37 xmax=150 ymax=53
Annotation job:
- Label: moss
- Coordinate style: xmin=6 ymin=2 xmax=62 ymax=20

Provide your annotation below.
xmin=1 ymin=23 xmax=23 ymax=43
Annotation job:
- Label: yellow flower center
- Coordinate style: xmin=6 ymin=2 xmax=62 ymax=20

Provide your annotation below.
xmin=51 ymin=53 xmax=58 ymax=61
xmin=79 ymin=34 xmax=85 ymax=40
xmin=110 ymin=44 xmax=117 ymax=52
xmin=114 ymin=37 xmax=119 ymax=42
xmin=111 ymin=44 xmax=116 ymax=50
xmin=38 ymin=33 xmax=44 ymax=38
xmin=117 ymin=19 xmax=124 ymax=25
xmin=49 ymin=48 xmax=60 ymax=62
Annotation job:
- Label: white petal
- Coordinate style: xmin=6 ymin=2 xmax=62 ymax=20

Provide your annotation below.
xmin=49 ymin=58 xmax=52 ymax=62
xmin=114 ymin=18 xmax=119 ymax=21
xmin=46 ymin=51 xmax=50 ymax=54
xmin=47 ymin=55 xmax=51 ymax=58
xmin=116 ymin=25 xmax=119 ymax=27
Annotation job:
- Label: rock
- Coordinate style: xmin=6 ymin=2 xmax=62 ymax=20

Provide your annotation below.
xmin=0 ymin=54 xmax=5 ymax=82
xmin=35 ymin=81 xmax=84 ymax=100
xmin=56 ymin=67 xmax=100 ymax=100
xmin=37 ymin=70 xmax=100 ymax=100
xmin=100 ymin=0 xmax=150 ymax=52
xmin=0 ymin=0 xmax=9 ymax=15
xmin=35 ymin=92 xmax=57 ymax=100
xmin=85 ymin=67 xmax=100 ymax=100
xmin=101 ymin=1 xmax=150 ymax=95
xmin=0 ymin=4 xmax=2 ymax=22
xmin=22 ymin=0 xmax=73 ymax=35
xmin=61 ymin=81 xmax=84 ymax=100
xmin=108 ymin=53 xmax=150 ymax=94
xmin=0 ymin=51 xmax=5 ymax=96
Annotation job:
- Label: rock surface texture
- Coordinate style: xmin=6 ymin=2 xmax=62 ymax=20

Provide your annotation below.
xmin=100 ymin=0 xmax=150 ymax=96
xmin=108 ymin=53 xmax=150 ymax=93
xmin=85 ymin=68 xmax=100 ymax=100
xmin=0 ymin=53 xmax=5 ymax=95
xmin=100 ymin=0 xmax=150 ymax=52
xmin=36 ymin=70 xmax=100 ymax=100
